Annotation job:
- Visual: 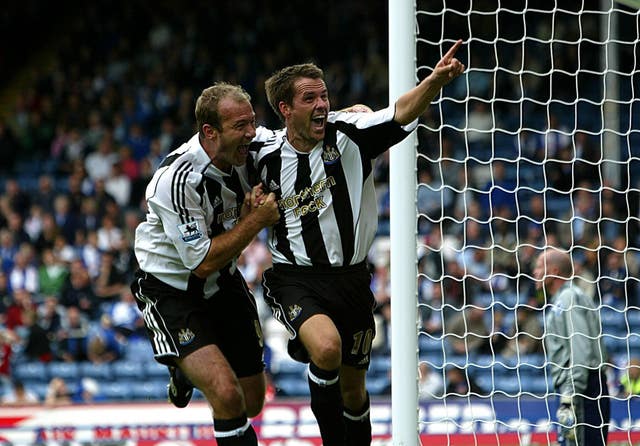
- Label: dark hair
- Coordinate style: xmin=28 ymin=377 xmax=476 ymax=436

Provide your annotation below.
xmin=264 ymin=63 xmax=324 ymax=122
xmin=195 ymin=82 xmax=251 ymax=136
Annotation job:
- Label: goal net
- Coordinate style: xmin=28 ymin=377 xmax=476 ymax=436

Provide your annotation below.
xmin=403 ymin=0 xmax=640 ymax=444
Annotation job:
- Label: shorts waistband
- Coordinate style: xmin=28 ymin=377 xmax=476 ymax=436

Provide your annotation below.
xmin=271 ymin=261 xmax=368 ymax=275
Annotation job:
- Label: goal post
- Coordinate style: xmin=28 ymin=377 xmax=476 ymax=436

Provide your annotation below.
xmin=388 ymin=0 xmax=420 ymax=445
xmin=389 ymin=0 xmax=640 ymax=444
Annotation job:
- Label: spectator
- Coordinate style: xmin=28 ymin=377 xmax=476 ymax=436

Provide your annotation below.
xmin=109 ymin=286 xmax=144 ymax=338
xmin=0 ymin=229 xmax=18 ymax=272
xmin=445 ymin=366 xmax=484 ymax=397
xmin=92 ymin=179 xmax=118 ymax=222
xmin=74 ymin=377 xmax=104 ymax=403
xmin=0 ymin=330 xmax=16 ymax=391
xmin=24 ymin=204 xmax=45 ymax=243
xmin=0 ymin=272 xmax=9 ymax=326
xmin=32 ymin=175 xmax=57 ymax=215
xmin=94 ymin=250 xmax=127 ymax=305
xmin=480 ymin=161 xmax=517 ymax=216
xmin=104 ymin=161 xmax=132 ymax=208
xmin=498 ymin=305 xmax=544 ymax=358
xmin=52 ymin=194 xmax=80 ymax=244
xmin=1 ymin=380 xmax=39 ymax=406
xmin=6 ymin=211 xmax=31 ymax=246
xmin=8 ymin=245 xmax=38 ymax=295
xmin=37 ymin=248 xmax=69 ymax=297
xmin=78 ymin=230 xmax=101 ymax=279
xmin=444 ymin=306 xmax=491 ymax=356
xmin=59 ymin=259 xmax=98 ymax=318
xmin=37 ymin=295 xmax=64 ymax=343
xmin=56 ymin=306 xmax=89 ymax=362
xmin=86 ymin=314 xmax=124 ymax=364
xmin=118 ymin=145 xmax=140 ymax=181
xmin=44 ymin=377 xmax=73 ymax=407
xmin=417 ymin=168 xmax=454 ymax=232
xmin=32 ymin=212 xmax=59 ymax=254
xmin=96 ymin=215 xmax=123 ymax=253
xmin=84 ymin=134 xmax=119 ymax=182
xmin=22 ymin=309 xmax=54 ymax=363
xmin=5 ymin=288 xmax=37 ymax=331
xmin=620 ymin=357 xmax=640 ymax=398
xmin=418 ymin=362 xmax=444 ymax=400
xmin=77 ymin=197 xmax=101 ymax=235
xmin=65 ymin=170 xmax=89 ymax=214
xmin=3 ymin=178 xmax=30 ymax=218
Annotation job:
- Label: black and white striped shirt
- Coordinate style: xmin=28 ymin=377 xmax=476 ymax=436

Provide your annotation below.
xmin=251 ymin=107 xmax=416 ymax=267
xmin=134 ymin=133 xmax=253 ymax=296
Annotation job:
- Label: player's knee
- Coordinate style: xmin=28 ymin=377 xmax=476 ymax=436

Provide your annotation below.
xmin=204 ymin=380 xmax=246 ymax=415
xmin=311 ymin=338 xmax=342 ymax=369
xmin=245 ymin=396 xmax=265 ymax=418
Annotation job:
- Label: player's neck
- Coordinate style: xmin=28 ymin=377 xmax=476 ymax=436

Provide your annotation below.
xmin=285 ymin=130 xmax=316 ymax=153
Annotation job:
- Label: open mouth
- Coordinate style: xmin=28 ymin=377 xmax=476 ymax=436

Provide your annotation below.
xmin=237 ymin=144 xmax=249 ymax=155
xmin=311 ymin=115 xmax=326 ymax=129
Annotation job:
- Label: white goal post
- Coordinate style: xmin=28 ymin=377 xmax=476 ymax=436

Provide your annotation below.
xmin=389 ymin=1 xmax=640 ymax=445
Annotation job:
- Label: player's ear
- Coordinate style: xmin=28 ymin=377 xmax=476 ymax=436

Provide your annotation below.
xmin=202 ymin=123 xmax=219 ymax=140
xmin=278 ymin=101 xmax=290 ymax=119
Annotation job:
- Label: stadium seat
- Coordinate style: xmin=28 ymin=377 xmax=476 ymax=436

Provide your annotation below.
xmin=368 ymin=355 xmax=391 ymax=377
xmin=13 ymin=361 xmax=48 ymax=384
xmin=366 ymin=376 xmax=390 ymax=395
xmin=111 ymin=360 xmax=145 ymax=379
xmin=493 ymin=376 xmax=521 ymax=395
xmin=131 ymin=379 xmax=168 ymax=401
xmin=602 ymin=334 xmax=626 ymax=355
xmin=523 ymin=376 xmax=552 ymax=395
xmin=79 ymin=362 xmax=112 ymax=381
xmin=124 ymin=339 xmax=154 ymax=361
xmin=143 ymin=361 xmax=169 ymax=379
xmin=101 ymin=381 xmax=134 ymax=401
xmin=627 ymin=309 xmax=640 ymax=329
xmin=48 ymin=361 xmax=80 ymax=381
xmin=418 ymin=336 xmax=443 ymax=355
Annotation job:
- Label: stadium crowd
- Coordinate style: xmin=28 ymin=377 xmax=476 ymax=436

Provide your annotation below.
xmin=0 ymin=0 xmax=639 ymax=404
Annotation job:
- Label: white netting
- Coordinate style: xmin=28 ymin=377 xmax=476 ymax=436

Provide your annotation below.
xmin=414 ymin=0 xmax=640 ymax=442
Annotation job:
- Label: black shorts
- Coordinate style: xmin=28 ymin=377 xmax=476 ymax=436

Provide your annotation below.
xmin=262 ymin=262 xmax=376 ymax=369
xmin=130 ymin=269 xmax=264 ymax=378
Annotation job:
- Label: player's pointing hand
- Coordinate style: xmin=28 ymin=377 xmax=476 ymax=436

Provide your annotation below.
xmin=433 ymin=39 xmax=465 ymax=85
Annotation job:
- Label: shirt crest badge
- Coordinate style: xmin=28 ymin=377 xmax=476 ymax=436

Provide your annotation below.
xmin=211 ymin=196 xmax=223 ymax=208
xmin=177 ymin=328 xmax=195 ymax=345
xmin=178 ymin=221 xmax=203 ymax=244
xmin=288 ymin=304 xmax=302 ymax=321
xmin=322 ymin=144 xmax=340 ymax=164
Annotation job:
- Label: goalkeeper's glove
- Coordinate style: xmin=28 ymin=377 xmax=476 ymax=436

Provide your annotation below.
xmin=556 ymin=395 xmax=576 ymax=441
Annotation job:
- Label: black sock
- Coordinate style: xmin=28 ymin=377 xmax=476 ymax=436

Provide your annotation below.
xmin=308 ymin=362 xmax=346 ymax=446
xmin=344 ymin=393 xmax=371 ymax=446
xmin=214 ymin=415 xmax=257 ymax=446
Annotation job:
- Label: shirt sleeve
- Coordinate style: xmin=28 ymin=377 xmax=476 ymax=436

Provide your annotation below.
xmin=148 ymin=172 xmax=211 ymax=271
xmin=332 ymin=107 xmax=418 ymax=159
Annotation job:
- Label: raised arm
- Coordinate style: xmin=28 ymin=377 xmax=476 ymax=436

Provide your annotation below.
xmin=393 ymin=39 xmax=465 ymax=125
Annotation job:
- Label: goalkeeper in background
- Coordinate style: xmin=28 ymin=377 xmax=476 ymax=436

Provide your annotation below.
xmin=534 ymin=248 xmax=610 ymax=446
